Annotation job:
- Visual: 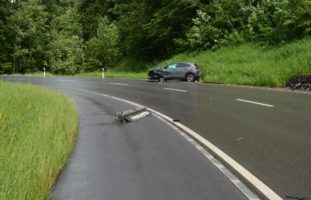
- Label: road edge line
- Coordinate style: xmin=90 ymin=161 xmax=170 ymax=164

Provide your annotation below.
xmin=147 ymin=108 xmax=282 ymax=200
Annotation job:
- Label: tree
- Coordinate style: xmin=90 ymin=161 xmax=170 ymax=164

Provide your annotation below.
xmin=48 ymin=35 xmax=83 ymax=74
xmin=0 ymin=1 xmax=13 ymax=73
xmin=1 ymin=0 xmax=310 ymax=75
xmin=85 ymin=17 xmax=120 ymax=71
xmin=48 ymin=3 xmax=84 ymax=74
xmin=113 ymin=0 xmax=199 ymax=60
xmin=183 ymin=0 xmax=249 ymax=50
xmin=247 ymin=0 xmax=311 ymax=43
xmin=143 ymin=0 xmax=198 ymax=58
xmin=78 ymin=0 xmax=118 ymax=41
xmin=9 ymin=0 xmax=49 ymax=73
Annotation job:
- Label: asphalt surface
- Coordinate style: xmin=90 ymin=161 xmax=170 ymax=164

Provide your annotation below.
xmin=51 ymin=88 xmax=250 ymax=200
xmin=2 ymin=76 xmax=311 ymax=199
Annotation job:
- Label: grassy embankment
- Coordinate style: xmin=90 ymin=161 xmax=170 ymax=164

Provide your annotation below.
xmin=76 ymin=71 xmax=147 ymax=79
xmin=77 ymin=58 xmax=148 ymax=79
xmin=0 ymin=82 xmax=78 ymax=199
xmin=88 ymin=38 xmax=311 ymax=87
xmin=10 ymin=72 xmax=55 ymax=77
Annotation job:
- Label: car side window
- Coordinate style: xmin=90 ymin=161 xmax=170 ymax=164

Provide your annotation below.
xmin=177 ymin=63 xmax=190 ymax=68
xmin=166 ymin=63 xmax=177 ymax=70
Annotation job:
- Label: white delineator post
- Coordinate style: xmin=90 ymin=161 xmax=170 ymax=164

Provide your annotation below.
xmin=101 ymin=68 xmax=105 ymax=78
xmin=43 ymin=67 xmax=46 ymax=77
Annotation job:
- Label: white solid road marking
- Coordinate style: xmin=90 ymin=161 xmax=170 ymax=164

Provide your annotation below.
xmin=61 ymin=87 xmax=281 ymax=200
xmin=108 ymin=82 xmax=129 ymax=86
xmin=236 ymin=99 xmax=274 ymax=107
xmin=153 ymin=114 xmax=259 ymax=200
xmin=164 ymin=88 xmax=188 ymax=92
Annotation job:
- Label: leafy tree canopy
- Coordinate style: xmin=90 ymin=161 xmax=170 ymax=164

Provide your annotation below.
xmin=0 ymin=0 xmax=310 ymax=74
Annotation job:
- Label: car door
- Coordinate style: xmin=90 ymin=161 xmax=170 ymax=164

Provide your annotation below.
xmin=164 ymin=63 xmax=178 ymax=78
xmin=176 ymin=63 xmax=189 ymax=78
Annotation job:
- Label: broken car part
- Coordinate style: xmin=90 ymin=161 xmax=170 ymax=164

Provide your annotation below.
xmin=116 ymin=107 xmax=151 ymax=122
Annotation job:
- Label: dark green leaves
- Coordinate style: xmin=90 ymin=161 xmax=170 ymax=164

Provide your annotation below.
xmin=0 ymin=0 xmax=310 ymax=74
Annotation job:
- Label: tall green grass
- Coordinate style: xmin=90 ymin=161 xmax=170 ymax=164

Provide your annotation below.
xmin=11 ymin=72 xmax=54 ymax=77
xmin=159 ymin=38 xmax=311 ymax=87
xmin=102 ymin=58 xmax=148 ymax=79
xmin=75 ymin=70 xmax=147 ymax=79
xmin=0 ymin=82 xmax=78 ymax=199
xmin=112 ymin=58 xmax=150 ymax=72
xmin=105 ymin=71 xmax=147 ymax=79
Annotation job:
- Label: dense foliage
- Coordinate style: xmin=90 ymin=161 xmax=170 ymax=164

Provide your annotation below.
xmin=0 ymin=0 xmax=310 ymax=74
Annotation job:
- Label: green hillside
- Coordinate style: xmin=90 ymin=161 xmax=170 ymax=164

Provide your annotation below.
xmin=159 ymin=38 xmax=311 ymax=87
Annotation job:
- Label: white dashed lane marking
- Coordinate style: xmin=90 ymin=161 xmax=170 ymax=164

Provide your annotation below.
xmin=164 ymin=88 xmax=188 ymax=92
xmin=236 ymin=99 xmax=274 ymax=107
xmin=108 ymin=82 xmax=129 ymax=86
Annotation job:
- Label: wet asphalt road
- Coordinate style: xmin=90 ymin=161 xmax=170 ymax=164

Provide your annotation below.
xmin=1 ymin=76 xmax=311 ymax=199
xmin=51 ymin=88 xmax=249 ymax=200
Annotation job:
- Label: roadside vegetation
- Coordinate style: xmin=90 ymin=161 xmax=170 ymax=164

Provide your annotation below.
xmin=76 ymin=38 xmax=311 ymax=87
xmin=0 ymin=82 xmax=78 ymax=199
xmin=6 ymin=72 xmax=55 ymax=77
xmin=159 ymin=38 xmax=311 ymax=87
xmin=74 ymin=71 xmax=146 ymax=79
xmin=75 ymin=60 xmax=147 ymax=79
xmin=0 ymin=0 xmax=310 ymax=86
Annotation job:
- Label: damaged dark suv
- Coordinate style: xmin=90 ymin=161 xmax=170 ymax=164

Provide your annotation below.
xmin=148 ymin=62 xmax=201 ymax=82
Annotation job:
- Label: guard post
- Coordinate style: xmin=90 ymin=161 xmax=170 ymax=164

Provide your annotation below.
xmin=101 ymin=68 xmax=105 ymax=78
xmin=43 ymin=67 xmax=46 ymax=77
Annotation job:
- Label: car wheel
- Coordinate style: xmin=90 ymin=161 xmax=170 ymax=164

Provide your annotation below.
xmin=158 ymin=76 xmax=164 ymax=82
xmin=186 ymin=73 xmax=195 ymax=82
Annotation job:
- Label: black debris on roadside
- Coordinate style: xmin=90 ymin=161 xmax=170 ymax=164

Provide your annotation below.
xmin=286 ymin=74 xmax=311 ymax=91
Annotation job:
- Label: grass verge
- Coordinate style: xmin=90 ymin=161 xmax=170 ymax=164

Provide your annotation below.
xmin=74 ymin=58 xmax=148 ymax=79
xmin=159 ymin=38 xmax=311 ymax=87
xmin=11 ymin=72 xmax=55 ymax=77
xmin=74 ymin=71 xmax=147 ymax=79
xmin=0 ymin=81 xmax=78 ymax=199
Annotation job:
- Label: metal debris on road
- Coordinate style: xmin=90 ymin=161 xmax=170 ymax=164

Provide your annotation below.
xmin=116 ymin=107 xmax=151 ymax=122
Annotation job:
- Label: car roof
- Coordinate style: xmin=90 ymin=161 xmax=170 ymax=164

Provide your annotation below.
xmin=168 ymin=62 xmax=195 ymax=65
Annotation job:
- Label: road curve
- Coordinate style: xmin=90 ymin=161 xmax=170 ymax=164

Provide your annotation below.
xmin=2 ymin=76 xmax=311 ymax=199
xmin=1 ymin=76 xmax=256 ymax=200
